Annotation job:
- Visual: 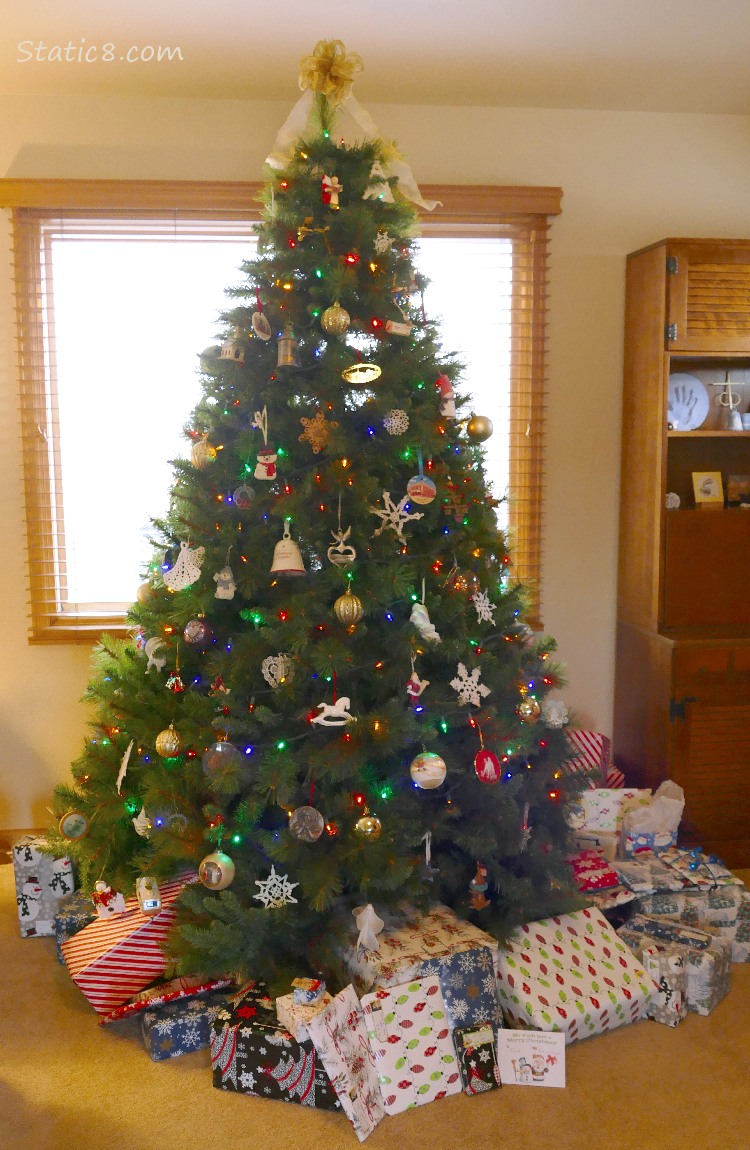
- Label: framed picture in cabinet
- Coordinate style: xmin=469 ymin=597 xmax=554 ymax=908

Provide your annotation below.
xmin=726 ymin=474 xmax=750 ymax=508
xmin=692 ymin=471 xmax=724 ymax=508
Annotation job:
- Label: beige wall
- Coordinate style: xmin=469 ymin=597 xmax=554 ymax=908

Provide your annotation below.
xmin=2 ymin=94 xmax=750 ymax=829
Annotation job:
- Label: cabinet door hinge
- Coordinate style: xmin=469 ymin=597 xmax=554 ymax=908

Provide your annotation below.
xmin=670 ymin=696 xmax=697 ymax=722
xmin=666 ymin=256 xmax=679 ymax=275
xmin=665 ymin=322 xmax=678 ymax=342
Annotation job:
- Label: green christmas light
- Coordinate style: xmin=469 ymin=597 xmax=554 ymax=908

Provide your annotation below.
xmin=276 ymin=740 xmax=286 ymax=751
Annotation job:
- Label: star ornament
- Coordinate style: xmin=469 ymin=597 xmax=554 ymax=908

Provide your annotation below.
xmin=253 ymin=865 xmax=299 ymax=909
xmin=369 ymin=491 xmax=424 ymax=543
xmin=299 ymin=409 xmax=338 ymax=453
xmin=450 ymin=662 xmax=491 ymax=707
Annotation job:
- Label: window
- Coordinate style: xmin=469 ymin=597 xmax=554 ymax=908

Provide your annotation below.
xmin=3 ymin=180 xmax=561 ymax=641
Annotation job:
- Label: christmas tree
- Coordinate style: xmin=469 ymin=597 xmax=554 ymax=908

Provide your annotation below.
xmin=48 ymin=41 xmax=579 ymax=989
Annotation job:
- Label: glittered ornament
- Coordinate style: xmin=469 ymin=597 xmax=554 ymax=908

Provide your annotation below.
xmin=517 ymin=696 xmax=541 ymax=724
xmin=184 ymin=618 xmax=212 ymax=646
xmin=409 ymin=751 xmax=447 ymax=790
xmin=474 ymin=749 xmax=502 ymax=784
xmin=466 ymin=413 xmax=494 ymax=442
xmin=321 ymin=301 xmax=351 ymax=335
xmin=333 ymin=586 xmax=363 ymax=626
xmin=202 ymin=740 xmax=243 ymax=775
xmin=289 ymin=805 xmax=325 ymax=842
xmin=198 ymin=851 xmax=236 ymax=890
xmin=191 ymin=432 xmax=217 ymax=469
xmin=155 ymin=723 xmax=183 ymax=758
xmin=354 ymin=813 xmax=382 ymax=840
xmin=406 ymin=474 xmax=437 ymax=505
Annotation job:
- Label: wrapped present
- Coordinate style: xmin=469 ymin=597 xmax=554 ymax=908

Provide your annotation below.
xmin=583 ymin=885 xmax=639 ymax=913
xmin=101 ymin=974 xmax=233 ymax=1026
xmin=563 ymin=729 xmax=611 ymax=786
xmin=732 ymin=891 xmax=750 ymax=963
xmin=307 ymin=985 xmax=385 ymax=1140
xmin=635 ymin=946 xmax=687 ymax=1026
xmin=341 ymin=904 xmax=499 ymax=994
xmin=54 ymin=890 xmax=95 ymax=963
xmin=418 ymin=945 xmax=503 ymax=1029
xmin=276 ymin=990 xmax=333 ymax=1042
xmin=495 ymin=906 xmax=652 ymax=1044
xmin=614 ymin=857 xmax=690 ymax=895
xmin=635 ymin=885 xmax=745 ymax=928
xmin=12 ymin=835 xmax=75 ymax=938
xmin=605 ymin=763 xmax=625 ymax=789
xmin=656 ymin=847 xmax=743 ymax=889
xmin=361 ymin=976 xmax=462 ymax=1115
xmin=210 ymin=982 xmax=339 ymax=1110
xmin=617 ymin=914 xmax=731 ymax=1017
xmin=567 ymin=850 xmax=619 ymax=892
xmin=141 ymin=991 xmax=230 ymax=1061
xmin=453 ymin=1023 xmax=501 ymax=1095
xmin=292 ymin=977 xmax=326 ymax=1005
xmin=571 ymin=830 xmax=619 ymax=862
xmin=578 ymin=789 xmax=652 ymax=834
xmin=61 ymin=873 xmax=195 ymax=1015
xmin=621 ymin=829 xmax=679 ymax=857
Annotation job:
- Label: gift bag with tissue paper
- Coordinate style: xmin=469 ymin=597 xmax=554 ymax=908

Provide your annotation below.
xmin=621 ymin=781 xmax=684 ymax=856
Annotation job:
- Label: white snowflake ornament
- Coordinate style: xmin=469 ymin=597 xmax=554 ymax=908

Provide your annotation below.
xmin=472 ymin=590 xmax=497 ymax=625
xmin=450 ymin=662 xmax=491 ymax=707
xmin=162 ymin=541 xmax=205 ymax=592
xmin=383 ymin=409 xmax=409 ymax=436
xmin=541 ymin=697 xmax=569 ymax=728
xmin=370 ymin=491 xmax=424 ymax=543
xmin=374 ymin=229 xmax=394 ymax=255
xmin=254 ymin=865 xmax=299 ymax=909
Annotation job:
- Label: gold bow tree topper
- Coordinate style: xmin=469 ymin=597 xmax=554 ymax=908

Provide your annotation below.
xmin=298 ymin=39 xmax=364 ymax=106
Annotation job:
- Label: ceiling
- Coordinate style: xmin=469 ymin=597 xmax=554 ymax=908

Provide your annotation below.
xmin=4 ymin=0 xmax=750 ymax=113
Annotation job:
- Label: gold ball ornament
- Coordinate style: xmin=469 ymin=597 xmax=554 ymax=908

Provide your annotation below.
xmin=517 ymin=697 xmax=541 ymax=724
xmin=354 ymin=813 xmax=382 ymax=840
xmin=321 ymin=302 xmax=351 ymax=336
xmin=155 ymin=722 xmax=184 ymax=757
xmin=409 ymin=751 xmax=447 ymax=790
xmin=136 ymin=581 xmax=155 ymax=605
xmin=466 ymin=413 xmax=494 ymax=443
xmin=191 ymin=432 xmax=217 ymax=469
xmin=333 ymin=586 xmax=363 ymax=626
xmin=198 ymin=851 xmax=236 ymax=890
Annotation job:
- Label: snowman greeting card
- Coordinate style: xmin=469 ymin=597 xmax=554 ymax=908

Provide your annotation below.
xmin=496 ymin=1030 xmax=566 ymax=1088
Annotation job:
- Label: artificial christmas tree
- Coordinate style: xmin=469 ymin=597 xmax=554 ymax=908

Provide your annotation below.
xmin=48 ymin=40 xmax=578 ymax=992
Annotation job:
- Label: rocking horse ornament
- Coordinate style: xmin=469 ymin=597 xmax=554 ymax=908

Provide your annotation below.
xmin=310 ymin=696 xmax=357 ymax=726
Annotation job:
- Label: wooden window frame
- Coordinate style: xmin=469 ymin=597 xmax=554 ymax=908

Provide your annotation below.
xmin=1 ymin=179 xmax=561 ymax=643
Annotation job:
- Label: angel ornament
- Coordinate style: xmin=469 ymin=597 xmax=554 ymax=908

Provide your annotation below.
xmin=162 ymin=541 xmax=205 ymax=592
xmin=410 ymin=600 xmax=441 ymax=644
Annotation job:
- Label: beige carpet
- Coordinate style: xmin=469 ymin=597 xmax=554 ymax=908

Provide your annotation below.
xmin=1 ymin=862 xmax=749 ymax=1150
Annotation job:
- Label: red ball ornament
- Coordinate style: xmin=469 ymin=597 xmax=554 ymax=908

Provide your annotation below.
xmin=474 ymin=749 xmax=502 ymax=785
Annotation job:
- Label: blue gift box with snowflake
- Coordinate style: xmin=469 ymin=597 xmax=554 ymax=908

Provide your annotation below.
xmin=419 ymin=945 xmax=504 ymax=1030
xmin=140 ymin=991 xmax=230 ymax=1061
xmin=210 ymin=981 xmax=340 ymax=1110
xmin=54 ymin=890 xmax=95 ymax=964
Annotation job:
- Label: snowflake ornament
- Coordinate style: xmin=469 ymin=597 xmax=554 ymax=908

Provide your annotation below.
xmin=299 ymin=409 xmax=338 ymax=453
xmin=370 ymin=491 xmax=424 ymax=542
xmin=541 ymin=697 xmax=569 ymax=728
xmin=374 ymin=229 xmax=394 ymax=255
xmin=383 ymin=409 xmax=409 ymax=436
xmin=450 ymin=662 xmax=491 ymax=707
xmin=162 ymin=541 xmax=205 ymax=592
xmin=253 ymin=865 xmax=299 ymax=909
xmin=472 ymin=590 xmax=497 ymax=625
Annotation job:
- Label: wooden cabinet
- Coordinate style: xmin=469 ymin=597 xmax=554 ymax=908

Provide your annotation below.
xmin=614 ymin=239 xmax=750 ymax=867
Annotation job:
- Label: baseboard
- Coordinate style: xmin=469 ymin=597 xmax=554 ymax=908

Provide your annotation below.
xmin=0 ymin=828 xmax=46 ymax=860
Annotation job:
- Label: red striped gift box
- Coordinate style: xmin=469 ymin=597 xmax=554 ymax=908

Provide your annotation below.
xmin=61 ymin=874 xmax=196 ymax=1015
xmin=563 ymin=730 xmax=625 ymax=789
